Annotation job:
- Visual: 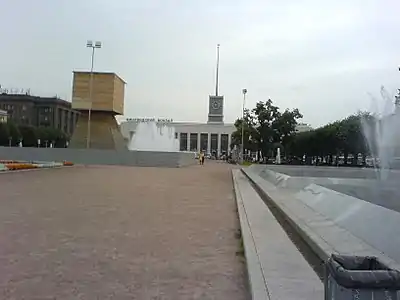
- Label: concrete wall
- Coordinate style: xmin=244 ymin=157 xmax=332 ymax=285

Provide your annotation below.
xmin=179 ymin=151 xmax=197 ymax=167
xmin=0 ymin=147 xmax=196 ymax=168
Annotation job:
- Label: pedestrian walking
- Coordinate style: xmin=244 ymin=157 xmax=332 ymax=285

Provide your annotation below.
xmin=199 ymin=151 xmax=205 ymax=165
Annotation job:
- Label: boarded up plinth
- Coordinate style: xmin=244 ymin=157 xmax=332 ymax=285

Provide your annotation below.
xmin=70 ymin=71 xmax=126 ymax=150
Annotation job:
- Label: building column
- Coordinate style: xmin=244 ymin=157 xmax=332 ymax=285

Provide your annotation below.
xmin=187 ymin=132 xmax=191 ymax=151
xmin=228 ymin=134 xmax=232 ymax=154
xmin=217 ymin=134 xmax=221 ymax=157
xmin=197 ymin=132 xmax=201 ymax=152
xmin=207 ymin=133 xmax=211 ymax=154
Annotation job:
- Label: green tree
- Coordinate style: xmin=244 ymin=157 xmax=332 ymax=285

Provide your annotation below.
xmin=18 ymin=125 xmax=38 ymax=147
xmin=0 ymin=122 xmax=10 ymax=146
xmin=54 ymin=130 xmax=68 ymax=148
xmin=36 ymin=127 xmax=68 ymax=148
xmin=231 ymin=99 xmax=302 ymax=158
xmin=271 ymin=108 xmax=303 ymax=156
xmin=231 ymin=109 xmax=257 ymax=151
xmin=287 ymin=112 xmax=373 ymax=166
xmin=6 ymin=121 xmax=21 ymax=146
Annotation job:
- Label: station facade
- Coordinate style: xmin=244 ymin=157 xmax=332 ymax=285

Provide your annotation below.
xmin=120 ymin=95 xmax=235 ymax=157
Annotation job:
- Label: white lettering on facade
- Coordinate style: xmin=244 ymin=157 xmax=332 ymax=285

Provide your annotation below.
xmin=127 ymin=117 xmax=173 ymax=123
xmin=0 ymin=87 xmax=31 ymax=95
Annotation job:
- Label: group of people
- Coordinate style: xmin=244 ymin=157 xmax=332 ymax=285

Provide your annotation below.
xmin=198 ymin=151 xmax=205 ymax=165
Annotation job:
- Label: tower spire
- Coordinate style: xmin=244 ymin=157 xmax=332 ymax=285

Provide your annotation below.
xmin=215 ymin=44 xmax=220 ymax=96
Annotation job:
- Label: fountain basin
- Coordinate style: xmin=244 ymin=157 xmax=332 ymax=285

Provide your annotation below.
xmin=245 ymin=165 xmax=400 ymax=266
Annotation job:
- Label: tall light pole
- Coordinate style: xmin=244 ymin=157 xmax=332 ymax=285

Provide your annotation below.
xmin=241 ymin=89 xmax=247 ymax=164
xmin=86 ymin=40 xmax=102 ymax=149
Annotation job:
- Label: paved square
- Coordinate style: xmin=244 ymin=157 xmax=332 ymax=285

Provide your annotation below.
xmin=0 ymin=162 xmax=248 ymax=299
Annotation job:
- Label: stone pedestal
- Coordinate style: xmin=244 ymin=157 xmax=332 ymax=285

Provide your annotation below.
xmin=69 ymin=111 xmax=126 ymax=150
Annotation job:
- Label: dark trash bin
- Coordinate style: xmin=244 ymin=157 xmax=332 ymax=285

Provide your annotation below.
xmin=325 ymin=254 xmax=400 ymax=300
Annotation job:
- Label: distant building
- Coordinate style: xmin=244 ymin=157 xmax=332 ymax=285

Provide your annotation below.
xmin=120 ymin=119 xmax=235 ymax=156
xmin=120 ymin=87 xmax=234 ymax=156
xmin=295 ymin=123 xmax=313 ymax=133
xmin=120 ymin=119 xmax=314 ymax=157
xmin=0 ymin=109 xmax=7 ymax=123
xmin=121 ymin=120 xmax=314 ymax=155
xmin=0 ymin=94 xmax=79 ymax=136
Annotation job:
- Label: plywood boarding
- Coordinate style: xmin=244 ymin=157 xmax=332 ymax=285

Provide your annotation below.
xmin=113 ymin=74 xmax=125 ymax=115
xmin=72 ymin=72 xmax=125 ymax=114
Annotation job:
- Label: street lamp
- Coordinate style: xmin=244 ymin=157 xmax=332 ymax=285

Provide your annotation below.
xmin=86 ymin=40 xmax=102 ymax=149
xmin=241 ymin=88 xmax=247 ymax=164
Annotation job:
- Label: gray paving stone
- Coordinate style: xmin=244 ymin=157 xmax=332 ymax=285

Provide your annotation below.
xmin=0 ymin=163 xmax=248 ymax=299
xmin=233 ymin=170 xmax=323 ymax=300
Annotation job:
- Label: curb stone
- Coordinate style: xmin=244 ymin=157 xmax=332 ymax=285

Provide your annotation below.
xmin=232 ymin=169 xmax=323 ymax=300
xmin=232 ymin=169 xmax=270 ymax=300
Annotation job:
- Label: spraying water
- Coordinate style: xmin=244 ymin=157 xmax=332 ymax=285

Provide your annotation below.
xmin=361 ymin=86 xmax=400 ymax=180
xmin=276 ymin=147 xmax=281 ymax=164
xmin=128 ymin=121 xmax=179 ymax=152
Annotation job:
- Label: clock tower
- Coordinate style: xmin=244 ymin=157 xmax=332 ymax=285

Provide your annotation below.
xmin=207 ymin=44 xmax=224 ymax=124
xmin=208 ymin=95 xmax=224 ymax=123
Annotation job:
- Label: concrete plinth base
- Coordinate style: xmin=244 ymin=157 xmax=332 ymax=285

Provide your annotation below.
xmin=70 ymin=111 xmax=126 ymax=150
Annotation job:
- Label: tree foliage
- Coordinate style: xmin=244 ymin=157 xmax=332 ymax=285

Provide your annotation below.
xmin=231 ymin=99 xmax=303 ymax=157
xmin=0 ymin=123 xmax=9 ymax=146
xmin=286 ymin=112 xmax=375 ymax=165
xmin=232 ymin=97 xmax=376 ymax=166
xmin=6 ymin=121 xmax=20 ymax=146
xmin=0 ymin=123 xmax=69 ymax=147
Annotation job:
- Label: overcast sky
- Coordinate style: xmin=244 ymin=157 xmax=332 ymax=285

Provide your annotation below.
xmin=1 ymin=0 xmax=399 ymax=127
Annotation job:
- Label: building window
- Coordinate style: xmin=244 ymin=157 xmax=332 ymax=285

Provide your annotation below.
xmin=175 ymin=132 xmax=178 ymax=139
xmin=179 ymin=133 xmax=188 ymax=151
xmin=200 ymin=133 xmax=208 ymax=152
xmin=221 ymin=134 xmax=229 ymax=154
xmin=210 ymin=133 xmax=218 ymax=154
xmin=190 ymin=133 xmax=198 ymax=151
xmin=22 ymin=105 xmax=26 ymax=111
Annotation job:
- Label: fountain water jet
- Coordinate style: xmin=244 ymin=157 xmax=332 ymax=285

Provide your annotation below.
xmin=362 ymin=86 xmax=400 ymax=180
xmin=128 ymin=121 xmax=179 ymax=152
